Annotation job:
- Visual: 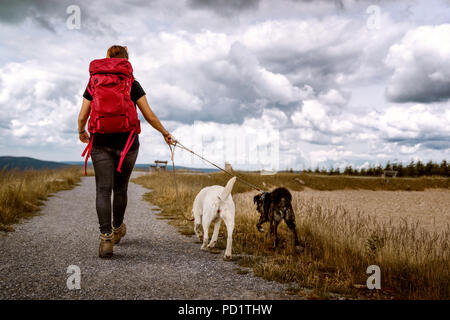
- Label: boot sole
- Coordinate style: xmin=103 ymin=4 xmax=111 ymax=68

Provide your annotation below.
xmin=99 ymin=252 xmax=113 ymax=258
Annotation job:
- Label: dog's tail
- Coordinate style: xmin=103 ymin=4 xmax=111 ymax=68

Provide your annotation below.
xmin=219 ymin=176 xmax=236 ymax=201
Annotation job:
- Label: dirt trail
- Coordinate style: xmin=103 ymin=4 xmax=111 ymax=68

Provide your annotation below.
xmin=0 ymin=173 xmax=299 ymax=299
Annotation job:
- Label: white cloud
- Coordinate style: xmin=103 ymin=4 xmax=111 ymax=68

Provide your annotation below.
xmin=149 ymin=83 xmax=204 ymax=113
xmin=385 ymin=24 xmax=450 ymax=103
xmin=291 ymin=99 xmax=353 ymax=135
xmin=318 ymin=89 xmax=349 ymax=108
xmin=356 ymin=104 xmax=450 ymax=142
xmin=399 ymin=144 xmax=421 ymax=155
xmin=0 ymin=0 xmax=448 ymax=168
xmin=309 ymin=148 xmax=355 ymax=164
xmin=0 ymin=59 xmax=81 ymax=153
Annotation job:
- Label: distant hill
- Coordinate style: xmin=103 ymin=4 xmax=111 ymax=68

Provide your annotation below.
xmin=134 ymin=163 xmax=219 ymax=173
xmin=65 ymin=161 xmax=219 ymax=173
xmin=0 ymin=156 xmax=70 ymax=170
xmin=0 ymin=156 xmax=220 ymax=173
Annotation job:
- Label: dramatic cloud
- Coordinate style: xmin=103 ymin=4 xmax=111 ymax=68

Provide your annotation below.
xmin=187 ymin=0 xmax=260 ymax=16
xmin=356 ymin=104 xmax=450 ymax=149
xmin=0 ymin=0 xmax=60 ymax=26
xmin=385 ymin=24 xmax=450 ymax=103
xmin=0 ymin=0 xmax=448 ymax=169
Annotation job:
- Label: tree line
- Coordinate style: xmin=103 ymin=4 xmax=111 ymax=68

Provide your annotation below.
xmin=303 ymin=160 xmax=449 ymax=177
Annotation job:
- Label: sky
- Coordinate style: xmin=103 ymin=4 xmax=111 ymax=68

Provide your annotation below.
xmin=0 ymin=0 xmax=449 ymax=171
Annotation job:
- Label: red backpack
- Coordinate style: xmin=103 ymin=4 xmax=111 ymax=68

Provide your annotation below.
xmin=81 ymin=58 xmax=141 ymax=175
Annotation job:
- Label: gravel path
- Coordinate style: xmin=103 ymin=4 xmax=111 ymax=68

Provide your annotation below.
xmin=0 ymin=173 xmax=299 ymax=300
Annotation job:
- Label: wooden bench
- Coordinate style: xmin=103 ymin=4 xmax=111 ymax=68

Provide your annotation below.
xmin=149 ymin=160 xmax=168 ymax=172
xmin=381 ymin=170 xmax=397 ymax=181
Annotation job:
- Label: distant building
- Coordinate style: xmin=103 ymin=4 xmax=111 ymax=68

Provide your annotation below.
xmin=149 ymin=160 xmax=168 ymax=172
xmin=381 ymin=170 xmax=397 ymax=180
xmin=225 ymin=162 xmax=232 ymax=172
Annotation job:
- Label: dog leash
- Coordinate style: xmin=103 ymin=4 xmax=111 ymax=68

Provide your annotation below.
xmin=167 ymin=138 xmax=265 ymax=221
xmin=171 ymin=139 xmax=265 ymax=192
xmin=168 ymin=141 xmax=195 ymax=221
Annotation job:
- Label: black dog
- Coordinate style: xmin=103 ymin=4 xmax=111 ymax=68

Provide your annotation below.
xmin=253 ymin=187 xmax=301 ymax=250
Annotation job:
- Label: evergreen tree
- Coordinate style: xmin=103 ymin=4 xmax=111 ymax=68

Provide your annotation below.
xmin=429 ymin=161 xmax=439 ymax=176
xmin=406 ymin=160 xmax=416 ymax=177
xmin=440 ymin=160 xmax=449 ymax=177
xmin=425 ymin=160 xmax=434 ymax=176
xmin=367 ymin=164 xmax=375 ymax=176
xmin=384 ymin=161 xmax=392 ymax=171
xmin=344 ymin=165 xmax=354 ymax=175
xmin=319 ymin=159 xmax=448 ymax=177
xmin=416 ymin=160 xmax=425 ymax=176
xmin=375 ymin=164 xmax=383 ymax=176
xmin=396 ymin=163 xmax=405 ymax=177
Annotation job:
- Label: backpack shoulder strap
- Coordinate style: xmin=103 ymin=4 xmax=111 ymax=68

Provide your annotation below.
xmin=87 ymin=78 xmax=94 ymax=96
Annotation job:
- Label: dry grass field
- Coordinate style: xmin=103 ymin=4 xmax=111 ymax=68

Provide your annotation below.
xmin=0 ymin=166 xmax=88 ymax=231
xmin=133 ymin=171 xmax=449 ymax=300
xmin=291 ymin=188 xmax=450 ymax=233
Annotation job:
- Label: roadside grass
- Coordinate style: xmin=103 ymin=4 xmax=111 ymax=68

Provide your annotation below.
xmin=0 ymin=166 xmax=90 ymax=232
xmin=133 ymin=171 xmax=449 ymax=299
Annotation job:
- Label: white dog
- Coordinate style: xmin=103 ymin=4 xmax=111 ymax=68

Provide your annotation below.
xmin=192 ymin=176 xmax=236 ymax=260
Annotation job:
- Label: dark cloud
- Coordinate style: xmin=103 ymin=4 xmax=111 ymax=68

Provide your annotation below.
xmin=187 ymin=0 xmax=260 ymax=16
xmin=263 ymin=49 xmax=361 ymax=94
xmin=291 ymin=0 xmax=351 ymax=10
xmin=0 ymin=0 xmax=63 ymax=25
xmin=386 ymin=78 xmax=450 ymax=103
xmin=290 ymin=0 xmax=387 ymax=10
xmin=385 ymin=136 xmax=450 ymax=150
xmin=421 ymin=140 xmax=450 ymax=151
xmin=147 ymin=41 xmax=310 ymax=125
xmin=0 ymin=0 xmax=122 ymax=36
xmin=385 ymin=25 xmax=450 ymax=103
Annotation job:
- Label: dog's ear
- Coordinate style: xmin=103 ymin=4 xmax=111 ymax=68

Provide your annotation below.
xmin=253 ymin=194 xmax=260 ymax=204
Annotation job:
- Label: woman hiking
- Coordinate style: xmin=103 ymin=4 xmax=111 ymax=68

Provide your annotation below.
xmin=77 ymin=45 xmax=174 ymax=258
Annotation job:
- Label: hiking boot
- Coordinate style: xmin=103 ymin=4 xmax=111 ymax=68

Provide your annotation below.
xmin=112 ymin=223 xmax=127 ymax=244
xmin=99 ymin=233 xmax=114 ymax=258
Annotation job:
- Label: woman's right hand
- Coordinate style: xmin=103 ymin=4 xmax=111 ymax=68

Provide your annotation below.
xmin=79 ymin=131 xmax=90 ymax=143
xmin=163 ymin=132 xmax=175 ymax=145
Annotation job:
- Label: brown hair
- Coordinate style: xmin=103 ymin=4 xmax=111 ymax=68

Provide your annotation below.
xmin=106 ymin=45 xmax=128 ymax=59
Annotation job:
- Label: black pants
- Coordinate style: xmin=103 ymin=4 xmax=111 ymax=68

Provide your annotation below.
xmin=90 ymin=144 xmax=139 ymax=234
